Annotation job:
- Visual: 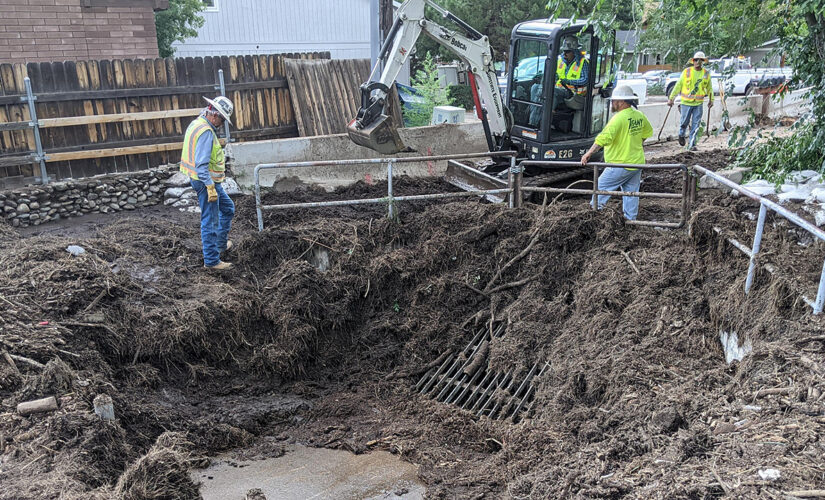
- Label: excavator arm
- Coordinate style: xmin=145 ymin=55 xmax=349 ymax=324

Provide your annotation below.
xmin=348 ymin=0 xmax=510 ymax=155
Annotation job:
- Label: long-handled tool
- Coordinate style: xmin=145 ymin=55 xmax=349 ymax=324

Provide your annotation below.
xmin=657 ymin=104 xmax=673 ymax=141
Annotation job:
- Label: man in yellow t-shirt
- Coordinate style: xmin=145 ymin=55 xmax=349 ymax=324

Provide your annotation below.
xmin=581 ymin=85 xmax=653 ymax=220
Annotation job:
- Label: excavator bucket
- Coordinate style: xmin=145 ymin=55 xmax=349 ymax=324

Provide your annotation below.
xmin=347 ymin=115 xmax=407 ymax=155
xmin=444 ymin=160 xmax=509 ymax=204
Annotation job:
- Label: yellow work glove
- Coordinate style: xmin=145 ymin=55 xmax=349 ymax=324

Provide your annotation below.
xmin=206 ymin=184 xmax=218 ymax=203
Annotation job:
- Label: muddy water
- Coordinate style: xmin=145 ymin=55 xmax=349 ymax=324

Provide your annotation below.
xmin=194 ymin=444 xmax=426 ymax=499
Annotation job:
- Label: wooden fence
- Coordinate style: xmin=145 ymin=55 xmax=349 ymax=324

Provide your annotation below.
xmin=0 ymin=52 xmax=330 ymax=187
xmin=285 ymin=58 xmax=371 ymax=137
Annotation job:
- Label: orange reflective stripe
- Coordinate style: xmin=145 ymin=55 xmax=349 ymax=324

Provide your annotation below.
xmin=184 ymin=123 xmax=210 ymax=163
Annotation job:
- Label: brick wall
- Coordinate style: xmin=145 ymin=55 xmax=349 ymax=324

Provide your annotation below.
xmin=0 ymin=0 xmax=167 ymax=63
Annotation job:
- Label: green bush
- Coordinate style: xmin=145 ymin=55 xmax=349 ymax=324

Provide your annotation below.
xmin=403 ymin=52 xmax=449 ymax=127
xmin=447 ymin=84 xmax=475 ymax=110
xmin=734 ymin=119 xmax=824 ymax=185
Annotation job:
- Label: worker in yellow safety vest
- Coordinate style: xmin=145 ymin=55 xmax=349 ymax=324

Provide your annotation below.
xmin=552 ymin=36 xmax=590 ymax=108
xmin=180 ymin=96 xmax=236 ymax=271
xmin=668 ymin=51 xmax=714 ymax=151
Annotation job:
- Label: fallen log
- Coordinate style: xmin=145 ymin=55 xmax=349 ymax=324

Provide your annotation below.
xmin=17 ymin=396 xmax=58 ymax=416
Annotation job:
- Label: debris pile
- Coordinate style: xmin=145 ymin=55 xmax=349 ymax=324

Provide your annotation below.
xmin=0 ymin=155 xmax=823 ymax=498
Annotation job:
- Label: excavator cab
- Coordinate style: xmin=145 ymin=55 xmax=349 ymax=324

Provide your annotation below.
xmin=506 ymin=21 xmax=616 ymax=162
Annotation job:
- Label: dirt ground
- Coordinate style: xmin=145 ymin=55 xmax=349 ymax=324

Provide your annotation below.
xmin=1 ymin=147 xmax=824 ymax=500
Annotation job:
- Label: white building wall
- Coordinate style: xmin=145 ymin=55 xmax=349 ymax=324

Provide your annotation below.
xmin=172 ymin=0 xmax=372 ymax=59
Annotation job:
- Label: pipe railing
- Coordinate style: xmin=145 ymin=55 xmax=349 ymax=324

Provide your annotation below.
xmin=253 ymin=151 xmax=518 ymax=231
xmin=517 ymin=160 xmax=692 ymax=229
xmin=693 ymin=165 xmax=825 ymax=314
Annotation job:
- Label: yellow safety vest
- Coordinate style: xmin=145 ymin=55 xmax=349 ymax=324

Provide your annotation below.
xmin=556 ymin=56 xmax=589 ymax=95
xmin=674 ymin=67 xmax=712 ymax=106
xmin=180 ymin=116 xmax=225 ymax=183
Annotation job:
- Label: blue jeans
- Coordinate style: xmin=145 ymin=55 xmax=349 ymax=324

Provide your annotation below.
xmin=552 ymin=87 xmax=572 ymax=110
xmin=592 ymin=167 xmax=642 ymax=220
xmin=190 ymin=180 xmax=234 ymax=266
xmin=679 ymin=104 xmax=703 ymax=149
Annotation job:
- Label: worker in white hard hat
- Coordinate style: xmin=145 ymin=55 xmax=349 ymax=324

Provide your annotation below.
xmin=668 ymin=51 xmax=713 ymax=151
xmin=581 ymin=85 xmax=653 ymax=221
xmin=551 ymin=35 xmax=590 ymax=112
xmin=179 ymin=96 xmax=236 ymax=271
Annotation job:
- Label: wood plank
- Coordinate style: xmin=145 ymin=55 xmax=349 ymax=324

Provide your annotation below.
xmin=167 ymin=58 xmax=183 ymax=136
xmin=36 ymin=108 xmax=202 ymax=128
xmin=0 ymin=79 xmax=290 ymax=105
xmin=74 ymin=61 xmax=99 ymax=144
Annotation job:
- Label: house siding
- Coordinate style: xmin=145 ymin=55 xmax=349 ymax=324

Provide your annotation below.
xmin=172 ymin=0 xmax=371 ymax=59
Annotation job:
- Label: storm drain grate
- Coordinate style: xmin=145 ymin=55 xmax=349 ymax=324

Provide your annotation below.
xmin=415 ymin=323 xmax=548 ymax=422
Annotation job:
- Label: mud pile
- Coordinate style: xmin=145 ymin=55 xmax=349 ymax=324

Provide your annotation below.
xmin=0 ymin=167 xmax=823 ymax=498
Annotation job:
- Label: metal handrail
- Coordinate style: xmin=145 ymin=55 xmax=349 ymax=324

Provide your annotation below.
xmin=253 ymin=151 xmax=518 ymax=231
xmin=517 ymin=160 xmax=692 ymax=229
xmin=693 ymin=165 xmax=825 ymax=314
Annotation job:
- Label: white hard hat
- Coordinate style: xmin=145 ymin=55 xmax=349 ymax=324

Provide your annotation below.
xmin=203 ymin=96 xmax=234 ymax=125
xmin=560 ymin=36 xmax=579 ymax=52
xmin=608 ymin=85 xmax=638 ymax=101
xmin=690 ymin=51 xmax=708 ymax=63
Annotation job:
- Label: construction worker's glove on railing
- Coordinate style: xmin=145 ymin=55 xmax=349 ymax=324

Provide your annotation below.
xmin=207 ymin=184 xmax=218 ymax=203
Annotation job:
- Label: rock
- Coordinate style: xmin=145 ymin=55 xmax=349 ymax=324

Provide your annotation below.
xmin=149 ymin=185 xmax=161 ymax=193
xmin=66 ymin=245 xmax=86 ymax=256
xmin=93 ymin=394 xmax=115 ymax=421
xmin=757 ymin=469 xmax=781 ymax=481
xmin=778 ymin=186 xmax=813 ymax=203
xmin=222 ymin=177 xmax=243 ymax=196
xmin=109 ymin=203 xmax=120 ymax=210
xmin=164 ymin=198 xmax=178 ymax=206
xmin=11 ymin=218 xmax=19 ymax=227
xmin=126 ymin=196 xmax=137 ymax=205
xmin=30 ymin=202 xmax=40 ymax=210
xmin=164 ymin=187 xmax=193 ymax=199
xmin=807 ymin=187 xmax=825 ymax=203
xmin=651 ymin=408 xmax=686 ymax=434
xmin=137 ymin=194 xmax=147 ymax=202
xmin=164 ymin=171 xmax=191 ymax=187
xmin=124 ymin=204 xmax=136 ymax=210
xmin=53 ymin=182 xmax=69 ymax=192
xmin=180 ymin=190 xmax=197 ymax=200
xmin=172 ymin=199 xmax=195 ymax=208
xmin=181 ymin=205 xmax=201 ymax=214
xmin=3 ymin=206 xmax=14 ymax=213
xmin=713 ymin=422 xmax=738 ymax=435
xmin=16 ymin=203 xmax=30 ymax=213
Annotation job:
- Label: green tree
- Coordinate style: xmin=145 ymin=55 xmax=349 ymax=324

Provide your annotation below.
xmin=640 ymin=0 xmax=780 ymax=68
xmin=411 ymin=0 xmax=550 ymax=72
xmin=734 ymin=0 xmax=825 ymax=177
xmin=155 ymin=0 xmax=206 ymax=58
xmin=404 ymin=52 xmax=450 ymax=127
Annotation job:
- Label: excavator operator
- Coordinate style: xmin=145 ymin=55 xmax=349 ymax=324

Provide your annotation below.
xmin=553 ymin=36 xmax=590 ymax=111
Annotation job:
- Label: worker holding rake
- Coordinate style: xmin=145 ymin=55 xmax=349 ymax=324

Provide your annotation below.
xmin=180 ymin=96 xmax=236 ymax=271
xmin=581 ymin=85 xmax=653 ymax=221
xmin=668 ymin=51 xmax=714 ymax=151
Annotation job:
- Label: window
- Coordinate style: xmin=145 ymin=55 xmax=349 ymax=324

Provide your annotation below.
xmin=510 ymin=39 xmax=548 ymax=128
xmin=203 ymin=0 xmax=218 ymax=11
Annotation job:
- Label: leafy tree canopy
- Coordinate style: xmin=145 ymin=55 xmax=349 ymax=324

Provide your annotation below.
xmin=155 ymin=0 xmax=206 ymax=58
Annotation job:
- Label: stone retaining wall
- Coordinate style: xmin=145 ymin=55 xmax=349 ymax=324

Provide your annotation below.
xmin=1 ymin=167 xmax=171 ymax=228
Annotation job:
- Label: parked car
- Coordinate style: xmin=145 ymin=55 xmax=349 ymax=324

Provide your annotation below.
xmin=642 ymin=69 xmax=668 ymax=87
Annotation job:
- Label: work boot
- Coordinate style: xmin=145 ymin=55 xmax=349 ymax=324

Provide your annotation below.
xmin=678 ymin=136 xmax=686 ymax=146
xmin=204 ymin=261 xmax=234 ymax=271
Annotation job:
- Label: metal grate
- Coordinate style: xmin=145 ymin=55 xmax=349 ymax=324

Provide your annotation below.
xmin=415 ymin=323 xmax=548 ymax=422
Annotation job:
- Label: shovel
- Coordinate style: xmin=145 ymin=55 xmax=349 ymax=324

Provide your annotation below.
xmin=657 ymin=104 xmax=673 ymax=141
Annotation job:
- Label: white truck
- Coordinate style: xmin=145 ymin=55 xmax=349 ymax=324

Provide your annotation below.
xmin=664 ymin=57 xmax=791 ymax=97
